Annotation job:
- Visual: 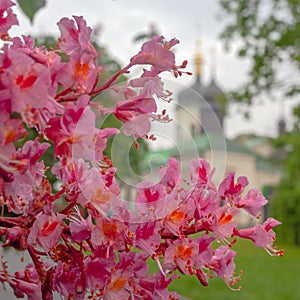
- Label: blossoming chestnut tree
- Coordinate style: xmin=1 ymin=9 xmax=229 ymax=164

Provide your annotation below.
xmin=0 ymin=1 xmax=283 ymax=299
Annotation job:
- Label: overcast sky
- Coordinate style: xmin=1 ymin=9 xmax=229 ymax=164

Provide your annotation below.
xmin=11 ymin=0 xmax=295 ymax=141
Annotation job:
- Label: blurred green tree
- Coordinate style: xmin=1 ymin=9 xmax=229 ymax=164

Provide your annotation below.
xmin=219 ymin=0 xmax=300 ymax=245
xmin=219 ymin=0 xmax=300 ymax=105
xmin=271 ymin=107 xmax=300 ymax=245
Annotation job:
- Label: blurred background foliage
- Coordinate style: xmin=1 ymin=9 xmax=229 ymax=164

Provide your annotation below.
xmin=219 ymin=0 xmax=300 ymax=246
xmin=219 ymin=0 xmax=300 ymax=103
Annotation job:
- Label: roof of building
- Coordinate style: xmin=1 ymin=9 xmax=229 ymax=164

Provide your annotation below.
xmin=177 ymin=77 xmax=206 ymax=106
xmin=177 ymin=76 xmax=224 ymax=107
xmin=203 ymin=78 xmax=223 ymax=103
xmin=244 ymin=136 xmax=271 ymax=148
xmin=145 ymin=133 xmax=280 ymax=173
xmin=174 ymin=133 xmax=256 ymax=156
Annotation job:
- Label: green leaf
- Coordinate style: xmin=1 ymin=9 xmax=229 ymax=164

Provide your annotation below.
xmin=17 ymin=0 xmax=46 ymax=23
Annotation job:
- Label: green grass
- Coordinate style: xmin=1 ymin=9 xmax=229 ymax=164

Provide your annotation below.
xmin=168 ymin=240 xmax=300 ymax=300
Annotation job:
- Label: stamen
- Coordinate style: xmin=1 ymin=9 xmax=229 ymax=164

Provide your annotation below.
xmin=154 ymin=256 xmax=166 ymax=276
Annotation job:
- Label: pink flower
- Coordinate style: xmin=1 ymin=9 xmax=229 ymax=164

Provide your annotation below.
xmin=213 ymin=206 xmax=238 ymax=242
xmin=129 ymin=69 xmax=166 ymax=99
xmin=136 ymin=182 xmax=166 ymax=210
xmin=218 ymin=172 xmax=249 ymax=202
xmin=210 ymin=246 xmax=240 ymax=289
xmin=51 ymin=157 xmax=90 ymax=201
xmin=0 ymin=37 xmax=64 ymax=129
xmin=56 ymin=16 xmax=99 ymax=95
xmin=193 ymin=189 xmax=219 ymax=217
xmin=195 ymin=234 xmax=215 ymax=267
xmin=164 ymin=238 xmax=199 ymax=274
xmin=234 ymin=218 xmax=283 ymax=256
xmin=0 ymin=0 xmax=18 ymax=40
xmin=162 ymin=208 xmax=188 ymax=236
xmin=69 ymin=207 xmax=93 ymax=242
xmin=131 ymin=222 xmax=165 ymax=276
xmin=2 ymin=226 xmax=28 ymax=250
xmin=27 ymin=213 xmax=64 ymax=251
xmin=103 ymin=268 xmax=132 ymax=300
xmin=46 ymin=95 xmax=118 ymax=159
xmin=76 ymin=166 xmax=119 ymax=214
xmin=91 ymin=216 xmax=127 ymax=250
xmin=135 ymin=181 xmax=181 ymax=221
xmin=117 ymin=252 xmax=149 ymax=279
xmin=84 ymin=251 xmax=114 ymax=293
xmin=45 ymin=96 xmax=88 ymax=157
xmin=190 ymin=158 xmax=216 ymax=189
xmin=12 ymin=280 xmax=42 ymax=300
xmin=3 ymin=139 xmax=50 ymax=214
xmin=163 ymin=235 xmax=214 ymax=281
xmin=10 ymin=35 xmax=63 ymax=98
xmin=0 ymin=113 xmax=26 ymax=185
xmin=114 ymin=95 xmax=157 ymax=137
xmin=133 ymin=222 xmax=161 ymax=256
xmin=30 ymin=42 xmax=63 ymax=95
xmin=135 ymin=158 xmax=182 ymax=219
xmin=122 ymin=114 xmax=151 ymax=137
xmin=108 ymin=69 xmax=174 ymax=138
xmin=0 ymin=45 xmax=52 ymax=114
xmin=130 ymin=36 xmax=178 ymax=73
xmin=57 ymin=16 xmax=97 ymax=57
xmin=193 ymin=190 xmax=238 ymax=243
xmin=238 ymin=189 xmax=268 ymax=216
xmin=103 ymin=167 xmax=120 ymax=192
xmin=54 ymin=260 xmax=85 ymax=299
xmin=159 ymin=157 xmax=181 ymax=191
xmin=138 ymin=273 xmax=180 ymax=300
xmin=17 ymin=138 xmax=50 ymax=166
xmin=162 ymin=194 xmax=195 ymax=237
xmin=57 ymin=52 xmax=98 ymax=93
xmin=140 ymin=183 xmax=164 ymax=203
xmin=0 ymin=113 xmax=26 ymax=147
xmin=11 ymin=264 xmax=42 ymax=300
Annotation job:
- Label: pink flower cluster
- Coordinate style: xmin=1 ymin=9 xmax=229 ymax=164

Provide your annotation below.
xmin=0 ymin=2 xmax=283 ymax=300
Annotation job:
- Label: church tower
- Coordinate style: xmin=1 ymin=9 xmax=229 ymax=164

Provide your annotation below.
xmin=277 ymin=98 xmax=286 ymax=135
xmin=176 ymin=38 xmax=205 ymax=143
xmin=176 ymin=41 xmax=225 ymax=144
xmin=201 ymin=47 xmax=224 ymax=135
